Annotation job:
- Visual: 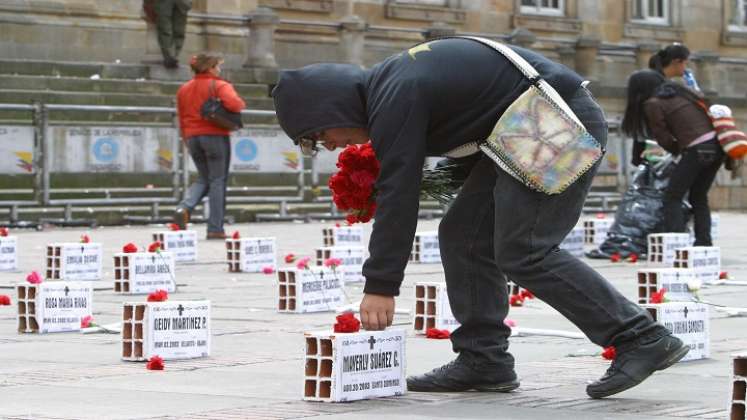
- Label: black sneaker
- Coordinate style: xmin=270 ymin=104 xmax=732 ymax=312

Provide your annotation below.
xmin=173 ymin=207 xmax=189 ymax=230
xmin=407 ymin=357 xmax=519 ymax=392
xmin=586 ymin=335 xmax=689 ymax=399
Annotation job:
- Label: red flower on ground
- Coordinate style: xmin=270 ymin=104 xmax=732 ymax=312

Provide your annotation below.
xmin=262 ymin=266 xmax=275 ymax=275
xmin=148 ymin=241 xmax=161 ymax=253
xmin=504 ymin=318 xmax=517 ymax=328
xmin=509 ymin=294 xmax=524 ymax=307
xmin=720 ymin=271 xmax=728 ymax=280
xmin=333 ymin=312 xmax=361 ymax=333
xmin=232 ymin=231 xmax=240 ymax=240
xmin=81 ymin=315 xmax=93 ymax=329
xmin=519 ymin=289 xmax=534 ymax=300
xmin=650 ymin=288 xmax=667 ymax=304
xmin=627 ymin=253 xmax=639 ymax=263
xmin=167 ymin=223 xmax=180 ymax=231
xmin=122 ymin=243 xmax=138 ymax=253
xmin=146 ymin=355 xmax=165 ymax=370
xmin=147 ymin=289 xmax=169 ymax=302
xmin=80 ymin=234 xmax=91 ymax=243
xmin=0 ymin=227 xmax=8 ymax=237
xmin=425 ymin=328 xmax=450 ymax=339
xmin=26 ymin=271 xmax=42 ymax=284
xmin=284 ymin=253 xmax=296 ymax=264
xmin=601 ymin=346 xmax=617 ymax=360
xmin=296 ymin=257 xmax=311 ymax=270
xmin=0 ymin=295 xmax=11 ymax=305
xmin=335 ymin=223 xmax=341 ymax=228
xmin=610 ymin=253 xmax=621 ymax=263
xmin=323 ymin=258 xmax=342 ymax=269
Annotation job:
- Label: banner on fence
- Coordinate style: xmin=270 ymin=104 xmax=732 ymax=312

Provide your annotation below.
xmin=0 ymin=126 xmax=34 ymax=174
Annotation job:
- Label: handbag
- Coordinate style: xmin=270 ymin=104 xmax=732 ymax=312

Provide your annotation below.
xmin=443 ymin=36 xmax=604 ymax=195
xmin=200 ymin=79 xmax=243 ymax=131
xmin=694 ymin=102 xmax=747 ymax=160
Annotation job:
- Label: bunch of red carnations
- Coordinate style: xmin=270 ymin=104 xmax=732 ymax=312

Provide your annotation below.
xmin=328 ymin=143 xmax=380 ymax=225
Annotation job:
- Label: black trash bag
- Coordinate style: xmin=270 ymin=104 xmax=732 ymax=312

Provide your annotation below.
xmin=586 ymin=157 xmax=682 ymax=259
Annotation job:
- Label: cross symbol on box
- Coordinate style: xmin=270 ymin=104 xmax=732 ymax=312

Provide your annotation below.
xmin=151 ymin=255 xmax=156 ymax=264
xmin=177 ymin=304 xmax=185 ymax=316
xmin=64 ymin=286 xmax=69 ymax=296
xmin=368 ymin=336 xmax=376 ymax=350
xmin=683 ymin=306 xmax=689 ymax=318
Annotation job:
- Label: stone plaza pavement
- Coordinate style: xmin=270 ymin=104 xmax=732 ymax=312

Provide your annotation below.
xmin=1 ymin=213 xmax=746 ymax=420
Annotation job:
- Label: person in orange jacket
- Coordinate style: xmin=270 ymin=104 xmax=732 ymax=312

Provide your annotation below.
xmin=175 ymin=52 xmax=245 ymax=239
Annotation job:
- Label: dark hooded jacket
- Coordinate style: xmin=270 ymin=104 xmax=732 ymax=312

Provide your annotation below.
xmin=272 ymin=37 xmax=584 ymax=296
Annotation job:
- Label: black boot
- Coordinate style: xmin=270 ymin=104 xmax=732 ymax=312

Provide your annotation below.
xmin=587 ymin=335 xmax=689 ymax=399
xmin=407 ymin=356 xmax=519 ymax=392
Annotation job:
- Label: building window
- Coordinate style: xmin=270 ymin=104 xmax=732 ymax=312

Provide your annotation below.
xmin=631 ymin=0 xmax=669 ymax=24
xmin=520 ymin=0 xmax=564 ymax=16
xmin=730 ymin=0 xmax=747 ymax=29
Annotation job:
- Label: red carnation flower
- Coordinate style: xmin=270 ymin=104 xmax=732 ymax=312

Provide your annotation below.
xmin=650 ymin=288 xmax=667 ymax=304
xmin=146 ymin=355 xmax=165 ymax=370
xmin=425 ymin=328 xmax=450 ymax=339
xmin=284 ymin=253 xmax=296 ymax=264
xmin=122 ymin=243 xmax=138 ymax=253
xmin=333 ymin=312 xmax=361 ymax=333
xmin=610 ymin=253 xmax=621 ymax=263
xmin=324 ymin=258 xmax=342 ymax=269
xmin=232 ymin=231 xmax=240 ymax=239
xmin=167 ymin=223 xmax=180 ymax=231
xmin=627 ymin=253 xmax=639 ymax=263
xmin=0 ymin=295 xmax=11 ymax=305
xmin=81 ymin=315 xmax=94 ymax=329
xmin=519 ymin=289 xmax=534 ymax=300
xmin=328 ymin=143 xmax=380 ymax=225
xmin=26 ymin=271 xmax=42 ymax=285
xmin=147 ymin=289 xmax=169 ymax=302
xmin=509 ymin=294 xmax=524 ymax=307
xmin=148 ymin=241 xmax=161 ymax=253
xmin=601 ymin=346 xmax=616 ymax=360
xmin=80 ymin=234 xmax=91 ymax=243
xmin=720 ymin=271 xmax=728 ymax=280
xmin=0 ymin=227 xmax=8 ymax=237
xmin=261 ymin=266 xmax=275 ymax=275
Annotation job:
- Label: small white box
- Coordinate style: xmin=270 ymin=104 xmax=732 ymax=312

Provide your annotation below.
xmin=412 ymin=282 xmax=459 ymax=334
xmin=0 ymin=236 xmax=18 ymax=271
xmin=322 ymin=226 xmax=364 ymax=247
xmin=303 ymin=329 xmax=406 ymax=402
xmin=315 ymin=246 xmax=366 ymax=283
xmin=113 ymin=252 xmax=176 ymax=294
xmin=152 ymin=230 xmax=198 ymax=262
xmin=583 ymin=218 xmax=613 ymax=246
xmin=644 ymin=302 xmax=710 ymax=362
xmin=560 ymin=225 xmax=585 ymax=257
xmin=225 ymin=237 xmax=277 ymax=273
xmin=647 ymin=233 xmax=692 ymax=265
xmin=277 ymin=267 xmax=345 ymax=313
xmin=673 ymin=246 xmax=721 ymax=284
xmin=17 ymin=282 xmax=93 ymax=334
xmin=121 ymin=300 xmax=211 ymax=361
xmin=45 ymin=242 xmax=103 ymax=280
xmin=410 ymin=231 xmax=440 ymax=264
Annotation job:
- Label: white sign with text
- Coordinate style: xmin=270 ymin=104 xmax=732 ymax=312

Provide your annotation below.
xmin=146 ymin=300 xmax=211 ymax=360
xmin=238 ymin=237 xmax=277 ymax=272
xmin=36 ymin=281 xmax=93 ymax=333
xmin=129 ymin=252 xmax=177 ymax=294
xmin=60 ymin=243 xmax=103 ymax=280
xmin=158 ymin=231 xmax=198 ymax=262
xmin=0 ymin=236 xmax=18 ymax=271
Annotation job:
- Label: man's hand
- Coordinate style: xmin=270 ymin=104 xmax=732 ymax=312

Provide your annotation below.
xmin=360 ymin=293 xmax=395 ymax=331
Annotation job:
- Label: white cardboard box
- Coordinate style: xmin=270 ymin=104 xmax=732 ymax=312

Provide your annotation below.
xmin=410 ymin=231 xmax=441 ymax=264
xmin=315 ymin=246 xmax=365 ymax=283
xmin=121 ymin=300 xmax=211 ymax=361
xmin=303 ymin=328 xmax=406 ymax=402
xmin=647 ymin=233 xmax=692 ymax=265
xmin=560 ymin=225 xmax=585 ymax=257
xmin=225 ymin=237 xmax=277 ymax=273
xmin=0 ymin=236 xmax=18 ymax=271
xmin=17 ymin=281 xmax=93 ymax=334
xmin=644 ymin=302 xmax=710 ymax=362
xmin=277 ymin=267 xmax=346 ymax=313
xmin=153 ymin=230 xmax=198 ymax=262
xmin=412 ymin=282 xmax=459 ymax=333
xmin=46 ymin=242 xmax=103 ymax=280
xmin=113 ymin=252 xmax=176 ymax=294
xmin=322 ymin=226 xmax=364 ymax=247
xmin=583 ymin=218 xmax=613 ymax=246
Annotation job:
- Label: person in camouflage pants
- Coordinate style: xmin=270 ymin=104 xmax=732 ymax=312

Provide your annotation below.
xmin=155 ymin=0 xmax=192 ymax=68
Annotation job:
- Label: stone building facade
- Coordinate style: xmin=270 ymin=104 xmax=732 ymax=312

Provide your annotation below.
xmin=2 ymin=0 xmax=747 ymax=208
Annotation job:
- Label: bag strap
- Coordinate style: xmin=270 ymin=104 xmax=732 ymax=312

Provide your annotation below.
xmin=457 ymin=36 xmax=584 ymax=127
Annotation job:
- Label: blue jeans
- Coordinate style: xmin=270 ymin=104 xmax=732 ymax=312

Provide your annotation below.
xmin=439 ymin=87 xmax=670 ymax=368
xmin=180 ymin=135 xmax=231 ymax=233
xmin=663 ymin=140 xmax=724 ymax=246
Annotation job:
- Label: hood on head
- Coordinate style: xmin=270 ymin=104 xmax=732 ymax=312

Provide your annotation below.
xmin=272 ymin=63 xmax=368 ymax=143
